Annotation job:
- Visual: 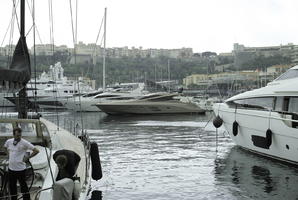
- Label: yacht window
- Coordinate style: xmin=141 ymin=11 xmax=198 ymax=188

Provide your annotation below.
xmin=94 ymin=94 xmax=118 ymax=99
xmin=149 ymin=96 xmax=175 ymax=101
xmin=283 ymin=97 xmax=290 ymax=111
xmin=70 ymin=91 xmax=73 ymax=93
xmin=288 ymin=97 xmax=298 ymax=113
xmin=0 ymin=123 xmax=13 ymax=136
xmin=234 ymin=97 xmax=274 ymax=110
xmin=274 ymin=97 xmax=283 ymax=111
xmin=275 ymin=69 xmax=298 ymax=81
xmin=82 ymin=91 xmax=103 ymax=97
xmin=18 ymin=123 xmax=36 ymax=137
xmin=64 ymin=90 xmax=68 ymax=93
xmin=140 ymin=94 xmax=161 ymax=100
xmin=75 ymin=90 xmax=78 ymax=93
xmin=109 ymin=97 xmax=135 ymax=100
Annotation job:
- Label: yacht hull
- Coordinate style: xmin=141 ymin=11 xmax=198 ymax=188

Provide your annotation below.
xmin=61 ymin=98 xmax=100 ymax=112
xmin=213 ymin=103 xmax=298 ymax=164
xmin=97 ymin=101 xmax=205 ymax=115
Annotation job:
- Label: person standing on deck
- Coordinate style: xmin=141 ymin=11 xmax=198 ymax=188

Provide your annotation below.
xmin=3 ymin=127 xmax=39 ymax=200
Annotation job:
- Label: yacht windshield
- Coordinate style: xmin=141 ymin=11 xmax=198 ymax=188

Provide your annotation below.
xmin=275 ymin=69 xmax=298 ymax=81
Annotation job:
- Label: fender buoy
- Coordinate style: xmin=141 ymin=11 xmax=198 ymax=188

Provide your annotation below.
xmin=213 ymin=115 xmax=223 ymax=128
xmin=266 ymin=129 xmax=272 ymax=147
xmin=232 ymin=121 xmax=238 ymax=136
xmin=90 ymin=142 xmax=102 ymax=181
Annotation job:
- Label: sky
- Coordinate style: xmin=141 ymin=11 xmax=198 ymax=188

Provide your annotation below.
xmin=0 ymin=0 xmax=298 ymax=53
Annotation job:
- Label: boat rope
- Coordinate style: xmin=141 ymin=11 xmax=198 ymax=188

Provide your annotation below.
xmin=0 ymin=3 xmax=16 ymax=48
xmin=47 ymin=0 xmax=60 ymax=127
xmin=6 ymin=1 xmax=17 ymax=68
xmin=32 ymin=0 xmax=39 ymax=114
xmin=234 ymin=104 xmax=237 ymax=121
xmin=48 ymin=0 xmax=55 ymax=54
xmin=215 ymin=125 xmax=218 ymax=153
xmin=44 ymin=145 xmax=55 ymax=185
xmin=77 ymin=79 xmax=84 ymax=133
xmin=268 ymin=109 xmax=272 ymax=129
xmin=86 ymin=13 xmax=105 ymax=79
xmin=69 ymin=0 xmax=77 ymax=64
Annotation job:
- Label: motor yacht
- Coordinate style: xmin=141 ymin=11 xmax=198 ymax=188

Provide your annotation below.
xmin=96 ymin=92 xmax=205 ymax=115
xmin=213 ymin=65 xmax=298 ymax=164
xmin=61 ymin=83 xmax=147 ymax=112
xmin=5 ymin=62 xmax=95 ymax=110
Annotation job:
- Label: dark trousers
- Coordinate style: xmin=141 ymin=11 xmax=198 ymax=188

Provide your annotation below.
xmin=8 ymin=169 xmax=30 ymax=200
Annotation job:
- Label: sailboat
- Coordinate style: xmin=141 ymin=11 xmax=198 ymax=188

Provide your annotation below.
xmin=0 ymin=1 xmax=102 ymax=199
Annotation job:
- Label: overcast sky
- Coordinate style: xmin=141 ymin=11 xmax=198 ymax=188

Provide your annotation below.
xmin=0 ymin=0 xmax=298 ymax=53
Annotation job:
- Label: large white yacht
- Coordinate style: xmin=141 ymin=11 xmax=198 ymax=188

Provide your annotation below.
xmin=61 ymin=83 xmax=147 ymax=112
xmin=5 ymin=62 xmax=95 ymax=110
xmin=213 ymin=65 xmax=298 ymax=164
xmin=96 ymin=92 xmax=205 ymax=115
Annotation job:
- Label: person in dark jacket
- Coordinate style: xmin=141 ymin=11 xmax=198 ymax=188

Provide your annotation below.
xmin=53 ymin=149 xmax=81 ymax=181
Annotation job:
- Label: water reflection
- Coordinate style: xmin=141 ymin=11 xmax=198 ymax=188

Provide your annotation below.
xmin=214 ymin=146 xmax=298 ymax=199
xmin=251 ymin=166 xmax=275 ymax=194
xmin=100 ymin=113 xmax=209 ymax=124
xmin=43 ymin=111 xmax=298 ymax=200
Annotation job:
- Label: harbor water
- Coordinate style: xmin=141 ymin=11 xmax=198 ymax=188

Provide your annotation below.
xmin=43 ymin=111 xmax=298 ymax=200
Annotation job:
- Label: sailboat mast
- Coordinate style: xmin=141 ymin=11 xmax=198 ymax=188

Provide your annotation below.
xmin=103 ymin=7 xmax=107 ymax=90
xmin=20 ymin=0 xmax=25 ymax=37
xmin=18 ymin=0 xmax=28 ymax=119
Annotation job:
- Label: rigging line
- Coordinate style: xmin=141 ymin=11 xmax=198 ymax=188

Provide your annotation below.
xmin=100 ymin=34 xmax=104 ymax=48
xmin=7 ymin=1 xmax=17 ymax=68
xmin=32 ymin=0 xmax=38 ymax=113
xmin=47 ymin=0 xmax=59 ymax=128
xmin=75 ymin=0 xmax=78 ymax=46
xmin=69 ymin=0 xmax=77 ymax=64
xmin=86 ymin=13 xmax=104 ymax=78
xmin=48 ymin=0 xmax=54 ymax=57
xmin=77 ymin=79 xmax=84 ymax=133
xmin=1 ymin=4 xmax=15 ymax=68
xmin=25 ymin=25 xmax=34 ymax=37
xmin=11 ymin=0 xmax=21 ymax=36
xmin=0 ymin=10 xmax=15 ymax=47
xmin=92 ymin=14 xmax=105 ymax=56
xmin=27 ymin=0 xmax=43 ymax=44
xmin=50 ymin=0 xmax=55 ymax=55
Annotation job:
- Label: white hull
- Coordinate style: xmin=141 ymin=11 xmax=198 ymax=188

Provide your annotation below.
xmin=61 ymin=98 xmax=100 ymax=112
xmin=214 ymin=103 xmax=298 ymax=164
xmin=38 ymin=118 xmax=92 ymax=200
xmin=97 ymin=101 xmax=205 ymax=115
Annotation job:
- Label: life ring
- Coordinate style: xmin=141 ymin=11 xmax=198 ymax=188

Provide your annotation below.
xmin=232 ymin=121 xmax=238 ymax=136
xmin=213 ymin=115 xmax=223 ymax=128
xmin=90 ymin=142 xmax=102 ymax=181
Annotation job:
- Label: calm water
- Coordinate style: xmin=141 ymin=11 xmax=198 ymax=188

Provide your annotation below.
xmin=43 ymin=111 xmax=298 ymax=200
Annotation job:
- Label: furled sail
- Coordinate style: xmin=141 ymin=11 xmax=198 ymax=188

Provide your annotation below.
xmin=0 ymin=36 xmax=31 ymax=92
